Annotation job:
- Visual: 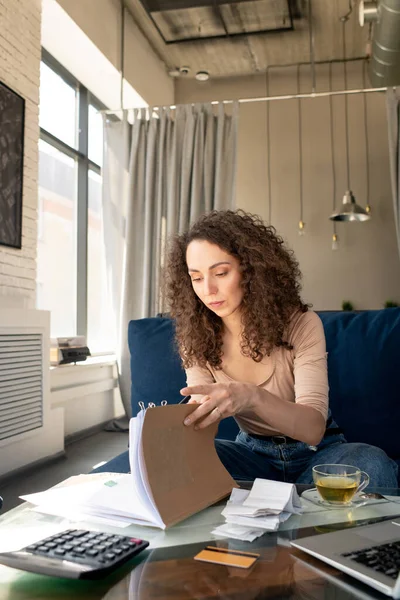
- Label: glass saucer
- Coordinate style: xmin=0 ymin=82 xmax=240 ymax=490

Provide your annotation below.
xmin=301 ymin=488 xmax=372 ymax=510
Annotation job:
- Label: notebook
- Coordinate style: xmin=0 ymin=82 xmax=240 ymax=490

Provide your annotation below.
xmin=291 ymin=517 xmax=400 ymax=598
xmin=21 ymin=404 xmax=238 ymax=530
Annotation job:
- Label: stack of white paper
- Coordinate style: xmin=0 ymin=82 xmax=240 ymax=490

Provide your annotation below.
xmin=212 ymin=478 xmax=303 ymax=542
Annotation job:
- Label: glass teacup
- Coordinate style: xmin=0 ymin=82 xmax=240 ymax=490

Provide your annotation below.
xmin=312 ymin=464 xmax=370 ymax=506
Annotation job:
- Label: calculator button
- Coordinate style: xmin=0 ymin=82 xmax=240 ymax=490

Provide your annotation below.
xmin=86 ymin=549 xmax=98 ymax=557
xmin=103 ymin=542 xmax=114 ymax=549
xmin=104 ymin=552 xmax=116 ymax=560
xmin=71 ymin=531 xmax=87 ymax=538
xmin=36 ymin=546 xmax=49 ymax=553
xmin=54 ymin=548 xmax=66 ymax=555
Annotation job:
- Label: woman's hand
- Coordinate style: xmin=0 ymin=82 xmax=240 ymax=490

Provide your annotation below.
xmin=180 ymin=382 xmax=256 ymax=429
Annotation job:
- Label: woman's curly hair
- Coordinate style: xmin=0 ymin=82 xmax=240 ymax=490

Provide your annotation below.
xmin=163 ymin=209 xmax=308 ymax=369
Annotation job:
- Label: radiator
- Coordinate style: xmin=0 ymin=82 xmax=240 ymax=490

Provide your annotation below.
xmin=0 ymin=309 xmax=64 ymax=477
xmin=0 ymin=333 xmax=43 ymax=441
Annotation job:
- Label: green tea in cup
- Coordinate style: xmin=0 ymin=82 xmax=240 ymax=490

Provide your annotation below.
xmin=315 ymin=476 xmax=358 ymax=503
xmin=312 ymin=464 xmax=369 ymax=506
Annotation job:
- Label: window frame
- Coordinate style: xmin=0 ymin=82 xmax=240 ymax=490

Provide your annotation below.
xmin=39 ymin=49 xmax=106 ymax=346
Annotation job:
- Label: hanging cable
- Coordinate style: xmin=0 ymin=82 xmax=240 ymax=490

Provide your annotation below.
xmin=308 ymin=0 xmax=316 ymax=95
xmin=362 ymin=60 xmax=371 ymax=214
xmin=341 ymin=16 xmax=351 ymax=191
xmin=120 ymin=1 xmax=125 ymax=110
xmin=329 ymin=62 xmax=338 ymax=248
xmin=297 ymin=65 xmax=305 ymax=235
xmin=341 ymin=0 xmax=354 ymax=21
xmin=266 ymin=67 xmax=272 ymax=224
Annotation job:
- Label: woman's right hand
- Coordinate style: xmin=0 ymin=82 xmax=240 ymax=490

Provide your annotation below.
xmin=180 ymin=381 xmax=256 ymax=429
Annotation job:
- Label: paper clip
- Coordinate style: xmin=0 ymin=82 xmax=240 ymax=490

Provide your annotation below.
xmin=148 ymin=402 xmax=156 ymax=408
xmin=138 ymin=401 xmax=145 ymax=411
xmin=161 ymin=400 xmax=167 ymax=406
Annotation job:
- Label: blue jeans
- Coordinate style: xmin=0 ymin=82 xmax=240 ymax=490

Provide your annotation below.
xmin=215 ymin=431 xmax=399 ymax=488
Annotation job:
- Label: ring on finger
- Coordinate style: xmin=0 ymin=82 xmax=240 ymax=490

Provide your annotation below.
xmin=213 ymin=406 xmax=222 ymax=420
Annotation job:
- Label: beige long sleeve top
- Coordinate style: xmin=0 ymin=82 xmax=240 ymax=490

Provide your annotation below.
xmin=185 ymin=310 xmax=329 ymax=437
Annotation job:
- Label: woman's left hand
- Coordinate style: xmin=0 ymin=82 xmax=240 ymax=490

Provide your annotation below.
xmin=180 ymin=382 xmax=255 ymax=429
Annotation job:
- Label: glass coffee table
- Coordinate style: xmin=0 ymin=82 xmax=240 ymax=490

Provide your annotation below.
xmin=1 ymin=483 xmax=400 ymax=600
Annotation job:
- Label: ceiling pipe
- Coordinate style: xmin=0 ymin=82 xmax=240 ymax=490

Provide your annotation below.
xmin=360 ymin=0 xmax=400 ymax=86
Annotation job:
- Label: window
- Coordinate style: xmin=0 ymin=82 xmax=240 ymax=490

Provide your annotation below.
xmin=37 ymin=140 xmax=77 ymax=337
xmin=39 ymin=62 xmax=77 ymax=148
xmin=88 ymin=104 xmax=103 ymax=168
xmin=87 ymin=169 xmax=116 ymax=353
xmin=37 ymin=51 xmax=112 ymax=353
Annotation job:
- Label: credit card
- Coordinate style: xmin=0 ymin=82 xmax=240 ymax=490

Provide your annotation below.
xmin=194 ymin=546 xmax=260 ymax=569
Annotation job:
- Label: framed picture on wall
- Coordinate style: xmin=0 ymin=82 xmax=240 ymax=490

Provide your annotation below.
xmin=0 ymin=80 xmax=25 ymax=249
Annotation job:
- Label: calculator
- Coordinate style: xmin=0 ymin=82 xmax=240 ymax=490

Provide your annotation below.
xmin=0 ymin=528 xmax=149 ymax=579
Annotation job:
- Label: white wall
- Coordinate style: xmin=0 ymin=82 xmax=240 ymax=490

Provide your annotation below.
xmin=176 ymin=63 xmax=400 ymax=310
xmin=0 ymin=0 xmax=41 ymax=309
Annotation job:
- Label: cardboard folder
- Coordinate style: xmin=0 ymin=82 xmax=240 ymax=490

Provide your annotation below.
xmin=141 ymin=404 xmax=238 ymax=528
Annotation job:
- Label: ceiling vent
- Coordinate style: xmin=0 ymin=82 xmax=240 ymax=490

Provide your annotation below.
xmin=139 ymin=0 xmax=295 ymax=43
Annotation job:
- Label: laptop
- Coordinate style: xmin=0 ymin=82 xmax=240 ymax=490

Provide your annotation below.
xmin=291 ymin=518 xmax=400 ymax=598
xmin=293 ymin=554 xmax=382 ymax=600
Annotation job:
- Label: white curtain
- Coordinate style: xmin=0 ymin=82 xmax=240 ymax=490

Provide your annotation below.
xmin=102 ymin=103 xmax=239 ymax=420
xmin=386 ymin=88 xmax=400 ymax=261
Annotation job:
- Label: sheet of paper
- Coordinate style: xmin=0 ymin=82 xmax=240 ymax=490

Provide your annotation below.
xmin=21 ymin=472 xmax=162 ymax=527
xmin=225 ymin=511 xmax=292 ymax=531
xmin=21 ymin=478 xmax=111 ymax=507
xmin=225 ymin=514 xmax=280 ymax=531
xmin=243 ymin=478 xmax=302 ymax=514
xmin=30 ymin=505 xmax=130 ymax=528
xmin=212 ymin=523 xmax=265 ymax=542
xmin=84 ymin=472 xmax=159 ymax=523
xmin=222 ymin=488 xmax=281 ymax=518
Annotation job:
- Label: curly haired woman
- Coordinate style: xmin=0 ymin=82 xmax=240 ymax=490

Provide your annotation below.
xmin=165 ymin=209 xmax=397 ymax=486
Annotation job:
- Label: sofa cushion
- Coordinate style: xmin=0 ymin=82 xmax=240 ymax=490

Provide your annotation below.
xmin=128 ymin=317 xmax=239 ymax=440
xmin=318 ymin=309 xmax=400 ymax=460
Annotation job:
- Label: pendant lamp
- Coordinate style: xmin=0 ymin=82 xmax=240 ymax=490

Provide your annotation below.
xmin=329 ymin=17 xmax=370 ymax=222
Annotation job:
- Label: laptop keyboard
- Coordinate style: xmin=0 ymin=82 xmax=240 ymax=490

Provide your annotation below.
xmin=342 ymin=541 xmax=400 ymax=579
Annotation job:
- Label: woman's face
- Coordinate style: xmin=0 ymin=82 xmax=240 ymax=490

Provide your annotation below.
xmin=186 ymin=239 xmax=244 ymax=319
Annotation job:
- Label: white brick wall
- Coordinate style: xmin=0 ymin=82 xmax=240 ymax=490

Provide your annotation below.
xmin=0 ymin=0 xmax=41 ymax=308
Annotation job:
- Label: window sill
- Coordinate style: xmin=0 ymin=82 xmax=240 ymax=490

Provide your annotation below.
xmin=50 ymin=354 xmax=117 ymax=371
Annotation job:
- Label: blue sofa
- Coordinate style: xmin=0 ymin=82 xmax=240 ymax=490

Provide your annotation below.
xmin=100 ymin=308 xmax=400 ymax=481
